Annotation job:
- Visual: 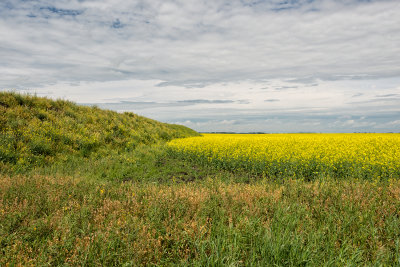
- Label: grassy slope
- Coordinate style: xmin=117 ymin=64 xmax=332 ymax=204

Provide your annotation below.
xmin=0 ymin=92 xmax=198 ymax=174
xmin=1 ymin=92 xmax=400 ymax=266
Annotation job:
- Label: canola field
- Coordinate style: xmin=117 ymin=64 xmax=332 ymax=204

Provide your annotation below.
xmin=168 ymin=133 xmax=400 ymax=180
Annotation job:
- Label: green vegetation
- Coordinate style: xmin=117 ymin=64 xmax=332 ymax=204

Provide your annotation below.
xmin=0 ymin=91 xmax=198 ymax=174
xmin=1 ymin=92 xmax=400 ymax=266
xmin=2 ymin=175 xmax=400 ymax=266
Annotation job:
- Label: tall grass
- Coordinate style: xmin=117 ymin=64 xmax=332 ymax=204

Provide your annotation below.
xmin=1 ymin=175 xmax=399 ymax=266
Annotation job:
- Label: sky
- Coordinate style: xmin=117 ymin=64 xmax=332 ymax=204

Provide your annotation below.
xmin=1 ymin=0 xmax=400 ymax=133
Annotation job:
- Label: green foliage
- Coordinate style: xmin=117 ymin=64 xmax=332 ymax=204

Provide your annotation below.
xmin=0 ymin=92 xmax=199 ymax=172
xmin=34 ymin=144 xmax=219 ymax=184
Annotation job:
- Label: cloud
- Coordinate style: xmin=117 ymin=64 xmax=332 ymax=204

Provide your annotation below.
xmin=81 ymin=98 xmax=249 ymax=111
xmin=273 ymin=86 xmax=299 ymax=91
xmin=177 ymin=99 xmax=235 ymax=104
xmin=376 ymin=93 xmax=400 ymax=98
xmin=352 ymin=93 xmax=364 ymax=97
xmin=1 ymin=0 xmax=400 ymax=89
xmin=5 ymin=75 xmax=399 ymax=132
xmin=1 ymin=0 xmax=400 ymax=132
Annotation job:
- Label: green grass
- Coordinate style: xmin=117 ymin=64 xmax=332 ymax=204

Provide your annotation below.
xmin=1 ymin=92 xmax=400 ymax=265
xmin=2 ymin=172 xmax=400 ymax=266
xmin=0 ymin=91 xmax=198 ymax=174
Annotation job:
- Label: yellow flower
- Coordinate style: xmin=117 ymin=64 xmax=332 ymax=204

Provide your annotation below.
xmin=167 ymin=133 xmax=400 ymax=179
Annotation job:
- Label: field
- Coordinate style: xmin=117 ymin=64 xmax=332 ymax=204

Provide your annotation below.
xmin=168 ymin=133 xmax=400 ymax=180
xmin=1 ymin=93 xmax=400 ymax=266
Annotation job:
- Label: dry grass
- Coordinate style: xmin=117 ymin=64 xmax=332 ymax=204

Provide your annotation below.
xmin=1 ymin=174 xmax=400 ymax=265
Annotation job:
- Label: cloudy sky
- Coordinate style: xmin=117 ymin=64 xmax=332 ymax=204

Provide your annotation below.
xmin=1 ymin=0 xmax=400 ymax=132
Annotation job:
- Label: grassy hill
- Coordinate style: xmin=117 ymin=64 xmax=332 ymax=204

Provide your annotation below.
xmin=0 ymin=92 xmax=198 ymax=173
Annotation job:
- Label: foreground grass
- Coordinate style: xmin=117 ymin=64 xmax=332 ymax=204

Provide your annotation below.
xmin=1 ymin=172 xmax=400 ymax=266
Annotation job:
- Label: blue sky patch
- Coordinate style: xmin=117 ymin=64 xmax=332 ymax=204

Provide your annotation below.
xmin=40 ymin=7 xmax=83 ymax=16
xmin=112 ymin=19 xmax=124 ymax=29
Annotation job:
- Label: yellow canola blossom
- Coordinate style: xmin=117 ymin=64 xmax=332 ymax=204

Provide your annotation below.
xmin=168 ymin=133 xmax=400 ymax=179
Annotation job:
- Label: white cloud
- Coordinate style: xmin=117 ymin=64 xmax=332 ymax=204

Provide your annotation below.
xmin=388 ymin=120 xmax=400 ymax=126
xmin=1 ymin=0 xmax=400 ymax=132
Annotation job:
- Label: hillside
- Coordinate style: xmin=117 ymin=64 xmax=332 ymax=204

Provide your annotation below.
xmin=0 ymin=92 xmax=199 ymax=172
